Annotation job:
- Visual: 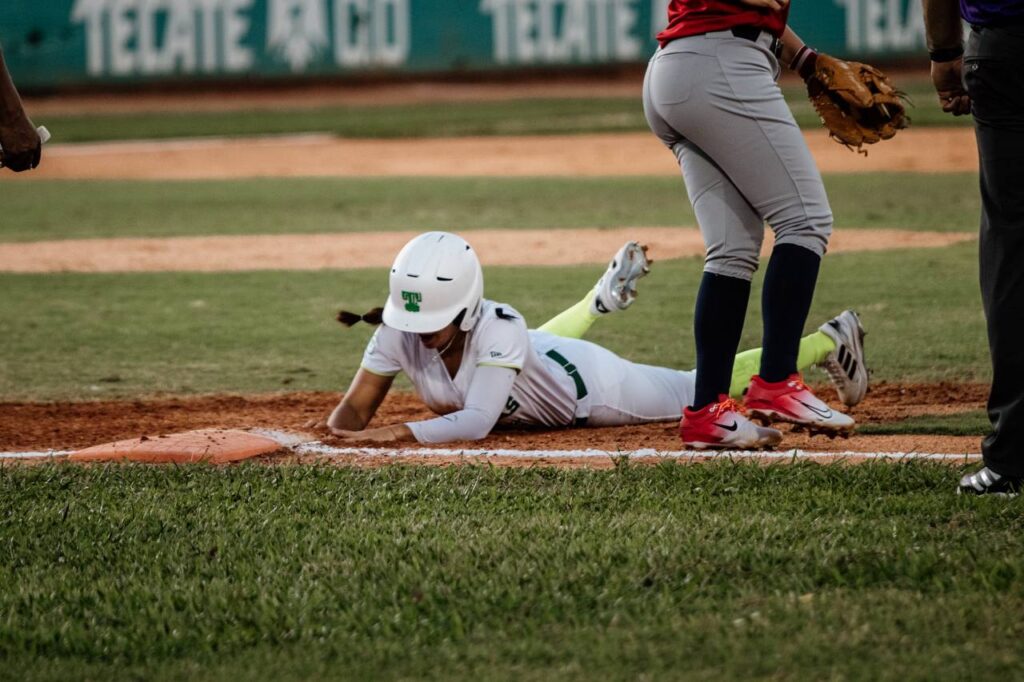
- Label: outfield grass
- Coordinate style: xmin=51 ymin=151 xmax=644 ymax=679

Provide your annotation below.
xmin=36 ymin=79 xmax=967 ymax=144
xmin=0 ymin=241 xmax=986 ymax=401
xmin=0 ymin=174 xmax=979 ymax=243
xmin=1 ymin=462 xmax=1021 ymax=681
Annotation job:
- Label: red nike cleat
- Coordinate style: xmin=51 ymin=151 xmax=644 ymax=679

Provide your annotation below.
xmin=680 ymin=395 xmax=783 ymax=450
xmin=745 ymin=374 xmax=855 ymax=436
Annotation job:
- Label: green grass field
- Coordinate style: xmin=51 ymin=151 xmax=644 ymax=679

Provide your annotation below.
xmin=2 ymin=76 xmax=1016 ymax=681
xmin=0 ymin=242 xmax=988 ymax=400
xmin=1 ymin=173 xmax=987 ymax=401
xmin=0 ymin=174 xmax=980 ymax=243
xmin=2 ymin=463 xmax=1022 ymax=681
xmin=38 ymin=78 xmax=966 ymax=143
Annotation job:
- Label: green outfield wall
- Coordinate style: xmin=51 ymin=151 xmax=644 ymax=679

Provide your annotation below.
xmin=1 ymin=0 xmax=927 ymax=89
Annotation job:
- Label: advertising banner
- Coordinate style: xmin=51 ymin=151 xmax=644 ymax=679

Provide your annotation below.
xmin=0 ymin=0 xmax=927 ymax=89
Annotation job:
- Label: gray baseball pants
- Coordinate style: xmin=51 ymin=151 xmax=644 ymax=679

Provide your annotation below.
xmin=642 ymin=30 xmax=833 ymax=280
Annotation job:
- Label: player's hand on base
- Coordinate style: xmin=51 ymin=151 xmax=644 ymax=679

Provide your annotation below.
xmin=931 ymin=59 xmax=970 ymax=116
xmin=328 ymin=427 xmax=363 ymax=441
xmin=329 ymin=426 xmax=395 ymax=442
xmin=328 ymin=425 xmax=414 ymax=443
xmin=0 ymin=115 xmax=42 ymax=172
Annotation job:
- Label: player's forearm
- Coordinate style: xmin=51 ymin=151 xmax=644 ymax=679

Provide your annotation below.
xmin=331 ymin=423 xmax=415 ymax=442
xmin=327 ymin=401 xmax=372 ymax=431
xmin=778 ymin=26 xmax=805 ymax=68
xmin=922 ymin=0 xmax=964 ymax=52
xmin=326 ymin=368 xmax=394 ymax=431
xmin=778 ymin=27 xmax=819 ymax=81
xmin=407 ymin=365 xmax=516 ymax=443
xmin=322 ymin=422 xmax=416 ymax=443
xmin=0 ymin=47 xmax=29 ymax=126
xmin=384 ymin=424 xmax=415 ymax=441
xmin=406 ymin=406 xmax=500 ymax=443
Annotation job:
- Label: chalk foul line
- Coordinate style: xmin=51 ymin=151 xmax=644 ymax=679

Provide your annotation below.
xmin=293 ymin=444 xmax=980 ymax=461
xmin=0 ymin=443 xmax=982 ymax=462
xmin=0 ymin=451 xmax=72 ymax=459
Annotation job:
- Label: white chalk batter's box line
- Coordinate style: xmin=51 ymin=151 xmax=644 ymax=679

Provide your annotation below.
xmin=0 ymin=446 xmax=983 ymax=462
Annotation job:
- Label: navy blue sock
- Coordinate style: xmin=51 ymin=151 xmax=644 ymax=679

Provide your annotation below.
xmin=759 ymin=244 xmax=822 ymax=383
xmin=692 ymin=272 xmax=751 ymax=410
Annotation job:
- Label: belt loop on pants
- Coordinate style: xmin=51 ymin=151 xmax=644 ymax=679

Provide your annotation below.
xmin=545 ymin=349 xmax=590 ymax=427
xmin=730 ymin=26 xmax=783 ymax=59
xmin=545 ymin=349 xmax=588 ymax=400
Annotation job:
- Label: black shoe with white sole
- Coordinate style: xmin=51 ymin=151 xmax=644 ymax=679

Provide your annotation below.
xmin=957 ymin=466 xmax=1022 ymax=497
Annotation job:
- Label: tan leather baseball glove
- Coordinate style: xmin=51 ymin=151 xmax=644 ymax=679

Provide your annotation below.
xmin=806 ymin=54 xmax=910 ymax=153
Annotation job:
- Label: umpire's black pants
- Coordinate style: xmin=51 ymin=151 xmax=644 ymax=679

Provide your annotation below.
xmin=965 ymin=25 xmax=1024 ymax=476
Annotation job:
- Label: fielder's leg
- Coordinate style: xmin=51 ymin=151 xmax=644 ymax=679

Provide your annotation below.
xmin=645 ymin=35 xmax=814 ymax=408
xmin=644 ymin=43 xmax=781 ymax=449
xmin=645 ymin=127 xmax=766 ymax=409
xmin=729 ymin=330 xmax=836 ymax=399
xmin=644 ymin=33 xmax=846 ymax=441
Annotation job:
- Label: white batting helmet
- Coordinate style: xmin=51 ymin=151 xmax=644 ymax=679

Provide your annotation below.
xmin=382 ymin=232 xmax=484 ymax=334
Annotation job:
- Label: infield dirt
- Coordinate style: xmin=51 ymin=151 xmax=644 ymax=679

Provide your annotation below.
xmin=8 ymin=128 xmax=977 ymax=181
xmin=0 ymin=227 xmax=973 ymax=273
xmin=0 ymin=383 xmax=987 ymax=459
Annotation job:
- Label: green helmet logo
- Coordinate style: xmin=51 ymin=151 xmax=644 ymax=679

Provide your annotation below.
xmin=401 ymin=290 xmax=422 ymax=312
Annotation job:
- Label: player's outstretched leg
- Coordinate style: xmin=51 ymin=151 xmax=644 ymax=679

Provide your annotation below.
xmin=538 ymin=241 xmax=651 ymax=339
xmin=592 ymin=241 xmax=651 ymax=314
xmin=817 ymin=310 xmax=869 ymax=407
xmin=728 ymin=309 xmax=869 ymax=408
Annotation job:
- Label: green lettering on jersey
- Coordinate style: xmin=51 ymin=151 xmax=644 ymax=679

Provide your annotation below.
xmin=401 ymin=291 xmax=422 ymax=312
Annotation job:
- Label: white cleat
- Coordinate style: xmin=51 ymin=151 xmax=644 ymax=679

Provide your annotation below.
xmin=818 ymin=310 xmax=869 ymax=408
xmin=592 ymin=241 xmax=651 ymax=314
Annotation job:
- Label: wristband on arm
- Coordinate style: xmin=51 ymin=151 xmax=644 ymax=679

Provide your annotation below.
xmin=929 ymin=45 xmax=964 ymax=62
xmin=790 ymin=44 xmax=818 ymax=80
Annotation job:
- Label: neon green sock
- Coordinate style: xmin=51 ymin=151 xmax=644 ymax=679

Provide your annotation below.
xmin=728 ymin=331 xmax=837 ymax=398
xmin=538 ymin=295 xmax=599 ymax=339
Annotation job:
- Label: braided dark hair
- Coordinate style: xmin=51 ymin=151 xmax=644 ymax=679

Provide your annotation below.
xmin=336 ymin=307 xmax=468 ymax=330
xmin=336 ymin=307 xmax=384 ymax=327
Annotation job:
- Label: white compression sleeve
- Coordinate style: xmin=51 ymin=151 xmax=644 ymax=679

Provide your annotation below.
xmin=406 ymin=365 xmax=518 ymax=443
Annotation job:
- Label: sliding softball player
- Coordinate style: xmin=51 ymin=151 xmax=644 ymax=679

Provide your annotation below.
xmin=311 ymin=232 xmax=866 ymax=449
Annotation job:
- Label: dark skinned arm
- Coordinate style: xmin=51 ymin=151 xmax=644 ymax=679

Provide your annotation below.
xmin=922 ymin=0 xmax=970 ymax=116
xmin=0 ymin=45 xmax=41 ymax=172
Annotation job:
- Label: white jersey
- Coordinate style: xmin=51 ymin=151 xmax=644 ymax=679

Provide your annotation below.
xmin=361 ymin=300 xmax=578 ymax=429
xmin=360 ymin=299 xmax=695 ymax=442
